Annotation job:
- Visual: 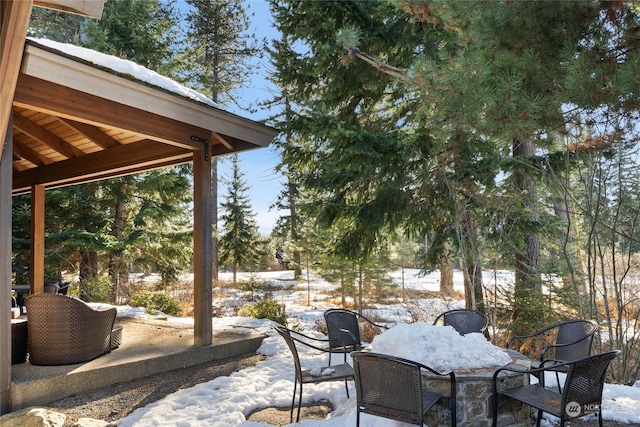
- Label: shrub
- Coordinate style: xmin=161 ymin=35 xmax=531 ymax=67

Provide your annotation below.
xmin=73 ymin=276 xmax=113 ymax=303
xmin=238 ymin=296 xmax=287 ymax=326
xmin=130 ymin=290 xmax=181 ymax=317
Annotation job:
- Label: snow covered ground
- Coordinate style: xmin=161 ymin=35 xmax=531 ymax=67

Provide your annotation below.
xmin=99 ymin=269 xmax=640 ymax=427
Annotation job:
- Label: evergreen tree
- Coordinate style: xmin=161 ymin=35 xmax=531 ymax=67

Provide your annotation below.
xmin=180 ymin=0 xmax=261 ymax=282
xmin=267 ymin=0 xmax=462 ymax=304
xmin=218 ymin=155 xmax=262 ymax=286
xmin=265 ymin=32 xmax=308 ymax=280
xmin=401 ymin=0 xmax=640 ymax=332
xmin=180 ymin=0 xmax=260 ymax=106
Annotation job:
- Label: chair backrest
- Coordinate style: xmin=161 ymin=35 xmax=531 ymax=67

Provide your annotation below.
xmin=44 ymin=281 xmax=59 ymax=293
xmin=274 ymin=326 xmax=303 ymax=381
xmin=25 ymin=293 xmax=116 ymax=365
xmin=433 ymin=309 xmax=488 ymax=335
xmin=563 ymin=350 xmax=619 ymax=416
xmin=324 ymin=309 xmax=361 ymax=350
xmin=352 ymin=352 xmax=425 ymax=425
xmin=555 ymin=319 xmax=598 ymax=361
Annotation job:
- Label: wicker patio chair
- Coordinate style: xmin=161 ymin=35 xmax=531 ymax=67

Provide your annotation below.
xmin=432 ymin=308 xmax=488 ymax=335
xmin=492 ymin=350 xmax=619 ymax=427
xmin=324 ymin=308 xmax=387 ymax=365
xmin=352 ymin=351 xmax=457 ymax=427
xmin=274 ymin=325 xmax=354 ymax=423
xmin=25 ymin=293 xmax=117 ymax=365
xmin=506 ymin=319 xmax=598 ymax=390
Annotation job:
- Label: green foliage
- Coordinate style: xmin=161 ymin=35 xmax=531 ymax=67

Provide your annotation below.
xmin=180 ymin=0 xmax=260 ymax=104
xmin=129 ymin=290 xmax=181 ymax=317
xmin=241 ymin=276 xmax=263 ymax=301
xmin=77 ymin=276 xmax=113 ymax=303
xmin=512 ymin=288 xmax=552 ymax=337
xmin=238 ymin=297 xmax=288 ymax=326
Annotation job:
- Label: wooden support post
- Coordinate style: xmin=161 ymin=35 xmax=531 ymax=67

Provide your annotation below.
xmin=30 ymin=184 xmax=45 ymax=293
xmin=0 ymin=109 xmax=13 ymax=414
xmin=0 ymin=0 xmax=33 ymax=163
xmin=193 ymin=147 xmax=213 ymax=346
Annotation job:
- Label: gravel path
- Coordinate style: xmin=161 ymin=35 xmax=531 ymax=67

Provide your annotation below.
xmin=48 ymin=353 xmax=264 ymax=426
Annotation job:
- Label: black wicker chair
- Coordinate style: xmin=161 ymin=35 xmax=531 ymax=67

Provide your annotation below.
xmin=274 ymin=325 xmax=354 ymax=423
xmin=324 ymin=308 xmax=387 ymax=365
xmin=506 ymin=319 xmax=598 ymax=390
xmin=492 ymin=350 xmax=619 ymax=427
xmin=352 ymin=351 xmax=457 ymax=427
xmin=432 ymin=308 xmax=488 ymax=335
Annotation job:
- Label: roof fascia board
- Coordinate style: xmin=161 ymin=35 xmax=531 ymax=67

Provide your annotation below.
xmin=21 ymin=41 xmax=279 ymax=148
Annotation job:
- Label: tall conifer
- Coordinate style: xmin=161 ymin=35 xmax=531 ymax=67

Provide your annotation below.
xmin=218 ymin=155 xmax=261 ymax=286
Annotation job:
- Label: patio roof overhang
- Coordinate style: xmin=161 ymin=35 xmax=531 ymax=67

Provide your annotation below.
xmin=11 ymin=39 xmax=278 ymax=193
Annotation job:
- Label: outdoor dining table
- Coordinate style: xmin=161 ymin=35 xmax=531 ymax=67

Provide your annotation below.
xmin=368 ymin=322 xmax=533 ymax=427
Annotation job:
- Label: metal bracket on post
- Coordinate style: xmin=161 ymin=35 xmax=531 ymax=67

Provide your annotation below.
xmin=190 ymin=135 xmax=210 ymax=161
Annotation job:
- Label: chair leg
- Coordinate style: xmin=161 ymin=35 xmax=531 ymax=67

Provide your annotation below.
xmin=599 ymin=409 xmax=603 ymax=427
xmin=290 ymin=381 xmax=297 ymax=423
xmin=344 ymin=378 xmax=349 ymax=398
xmin=356 ymin=409 xmax=360 ymax=427
xmin=555 ymin=371 xmax=562 ymax=392
xmin=491 ymin=385 xmax=499 ymax=427
xmin=296 ymin=383 xmax=303 ymax=422
xmin=536 ymin=409 xmax=543 ymax=427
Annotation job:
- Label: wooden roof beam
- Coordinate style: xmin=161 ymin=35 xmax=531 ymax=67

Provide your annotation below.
xmin=13 ymin=110 xmax=85 ymax=158
xmin=56 ymin=117 xmax=121 ymax=149
xmin=14 ymin=74 xmax=210 ymax=151
xmin=211 ymin=131 xmax=233 ymax=151
xmin=13 ymin=139 xmax=192 ymax=192
xmin=13 ymin=140 xmax=53 ymax=166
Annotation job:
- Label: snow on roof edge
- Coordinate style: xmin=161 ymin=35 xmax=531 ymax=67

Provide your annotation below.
xmin=26 ymin=37 xmax=221 ymax=110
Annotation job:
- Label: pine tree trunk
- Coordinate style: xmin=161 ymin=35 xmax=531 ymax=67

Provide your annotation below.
xmin=439 ymin=241 xmax=454 ymax=297
xmin=288 ymin=182 xmax=302 ymax=279
xmin=108 ymin=181 xmax=127 ymax=303
xmin=358 ymin=266 xmax=363 ymax=314
xmin=512 ymin=137 xmax=542 ymax=334
xmin=79 ymin=249 xmax=98 ymax=300
xmin=513 ymin=137 xmax=541 ymax=293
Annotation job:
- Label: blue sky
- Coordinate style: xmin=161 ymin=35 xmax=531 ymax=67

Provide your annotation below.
xmin=212 ymin=0 xmax=285 ymax=235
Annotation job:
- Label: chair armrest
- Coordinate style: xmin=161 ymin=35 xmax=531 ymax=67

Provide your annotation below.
xmin=539 ymin=333 xmax=593 ymax=360
xmin=357 ymin=313 xmax=389 ymax=330
xmin=505 ymin=330 xmax=545 ymax=348
xmin=335 ymin=327 xmax=359 ymax=345
xmin=493 ymin=358 xmax=573 ymax=389
xmin=288 ymin=329 xmax=352 ymax=363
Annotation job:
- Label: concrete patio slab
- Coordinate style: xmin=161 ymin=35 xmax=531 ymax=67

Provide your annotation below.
xmin=10 ymin=318 xmax=265 ymax=410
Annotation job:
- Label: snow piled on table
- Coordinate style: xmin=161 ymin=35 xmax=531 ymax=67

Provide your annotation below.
xmin=371 ymin=322 xmax=512 ymax=372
